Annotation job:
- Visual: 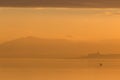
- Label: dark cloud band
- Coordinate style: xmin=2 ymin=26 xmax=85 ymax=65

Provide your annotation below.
xmin=0 ymin=0 xmax=120 ymax=8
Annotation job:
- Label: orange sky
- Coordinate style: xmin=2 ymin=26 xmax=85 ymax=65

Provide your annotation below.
xmin=0 ymin=8 xmax=120 ymax=43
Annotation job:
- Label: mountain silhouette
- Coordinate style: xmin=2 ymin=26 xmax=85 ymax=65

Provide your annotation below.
xmin=0 ymin=36 xmax=81 ymax=58
xmin=1 ymin=36 xmax=120 ymax=58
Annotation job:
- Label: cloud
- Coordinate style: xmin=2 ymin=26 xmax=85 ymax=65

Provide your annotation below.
xmin=102 ymin=11 xmax=120 ymax=16
xmin=0 ymin=0 xmax=120 ymax=8
xmin=112 ymin=12 xmax=120 ymax=15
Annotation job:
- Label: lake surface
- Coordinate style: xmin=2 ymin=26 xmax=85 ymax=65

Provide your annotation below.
xmin=0 ymin=58 xmax=120 ymax=80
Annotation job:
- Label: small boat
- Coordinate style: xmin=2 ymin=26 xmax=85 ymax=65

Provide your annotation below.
xmin=99 ymin=63 xmax=103 ymax=67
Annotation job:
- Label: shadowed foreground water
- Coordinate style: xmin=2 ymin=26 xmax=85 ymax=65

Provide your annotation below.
xmin=0 ymin=59 xmax=120 ymax=80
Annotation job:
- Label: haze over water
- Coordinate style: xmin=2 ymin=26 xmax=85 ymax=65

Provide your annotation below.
xmin=1 ymin=1 xmax=120 ymax=80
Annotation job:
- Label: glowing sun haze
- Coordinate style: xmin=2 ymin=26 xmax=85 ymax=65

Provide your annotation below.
xmin=0 ymin=8 xmax=120 ymax=43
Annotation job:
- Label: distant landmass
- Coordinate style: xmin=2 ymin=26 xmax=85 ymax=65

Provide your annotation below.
xmin=81 ymin=52 xmax=120 ymax=59
xmin=0 ymin=36 xmax=82 ymax=58
xmin=0 ymin=36 xmax=120 ymax=58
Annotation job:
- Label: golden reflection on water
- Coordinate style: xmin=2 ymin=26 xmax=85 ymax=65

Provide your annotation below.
xmin=0 ymin=59 xmax=120 ymax=80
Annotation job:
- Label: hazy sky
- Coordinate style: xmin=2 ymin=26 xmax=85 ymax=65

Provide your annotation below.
xmin=0 ymin=0 xmax=120 ymax=8
xmin=0 ymin=8 xmax=120 ymax=43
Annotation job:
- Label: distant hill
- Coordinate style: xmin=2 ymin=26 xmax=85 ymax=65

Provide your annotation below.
xmin=0 ymin=36 xmax=120 ymax=58
xmin=0 ymin=36 xmax=86 ymax=58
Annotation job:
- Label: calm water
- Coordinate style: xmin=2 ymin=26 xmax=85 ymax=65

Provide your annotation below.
xmin=0 ymin=59 xmax=120 ymax=80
